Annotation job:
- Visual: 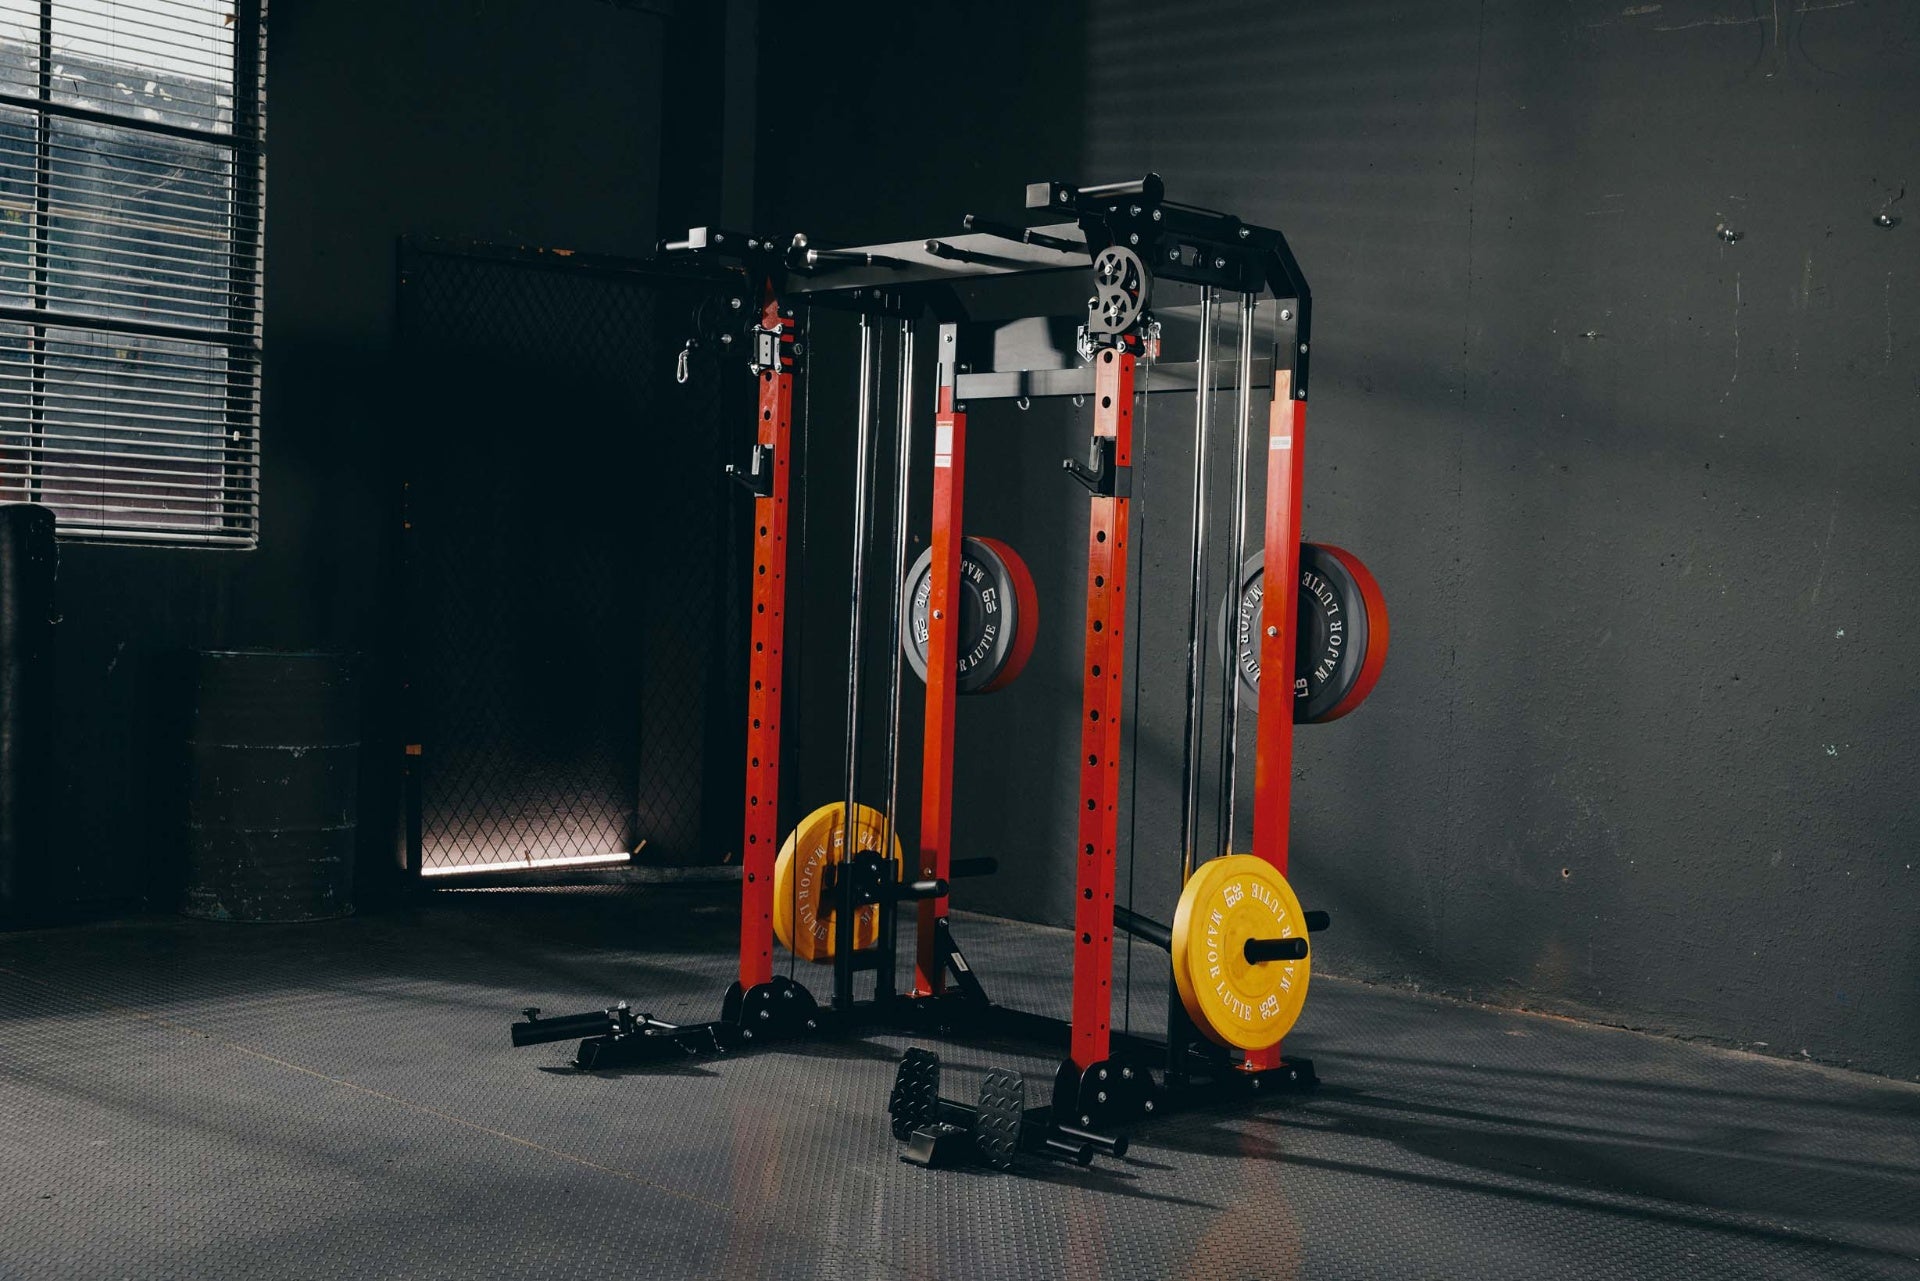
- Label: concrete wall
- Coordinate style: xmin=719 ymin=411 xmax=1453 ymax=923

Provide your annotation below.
xmin=42 ymin=0 xmax=666 ymax=915
xmin=758 ymin=0 xmax=1920 ymax=1078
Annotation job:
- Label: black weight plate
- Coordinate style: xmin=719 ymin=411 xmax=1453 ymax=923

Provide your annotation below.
xmin=901 ymin=537 xmax=1028 ymax=696
xmin=1220 ymin=544 xmax=1371 ymax=723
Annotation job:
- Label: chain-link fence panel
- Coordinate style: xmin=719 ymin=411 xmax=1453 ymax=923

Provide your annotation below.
xmin=397 ymin=241 xmax=744 ymax=874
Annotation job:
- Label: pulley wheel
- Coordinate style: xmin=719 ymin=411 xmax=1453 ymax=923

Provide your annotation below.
xmin=772 ymin=802 xmax=903 ymax=962
xmin=1221 ymin=542 xmax=1388 ymax=723
xmin=1088 ymin=244 xmax=1150 ymax=334
xmin=1170 ymin=854 xmax=1312 ymax=1051
xmin=901 ymin=536 xmax=1039 ymax=695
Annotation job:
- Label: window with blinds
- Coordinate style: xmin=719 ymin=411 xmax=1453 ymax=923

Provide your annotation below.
xmin=0 ymin=0 xmax=262 ymax=545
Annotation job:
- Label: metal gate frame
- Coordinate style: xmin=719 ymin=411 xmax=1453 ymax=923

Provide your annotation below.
xmin=395 ymin=237 xmax=748 ymax=880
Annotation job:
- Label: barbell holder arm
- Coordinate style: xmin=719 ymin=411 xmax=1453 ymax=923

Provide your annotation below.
xmin=948 ymin=856 xmax=999 ymax=879
xmin=1113 ymin=905 xmax=1172 ymax=952
xmin=1305 ymin=910 xmax=1331 ymax=933
xmin=1063 ymin=435 xmax=1127 ymax=498
xmin=1243 ymin=937 xmax=1310 ymax=964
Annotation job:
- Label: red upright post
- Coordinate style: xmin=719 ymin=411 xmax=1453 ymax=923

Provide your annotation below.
xmin=914 ymin=373 xmax=967 ymax=995
xmin=1246 ymin=370 xmax=1306 ymax=1070
xmin=738 ymin=297 xmax=797 ymax=990
xmin=1069 ymin=346 xmax=1136 ymax=1071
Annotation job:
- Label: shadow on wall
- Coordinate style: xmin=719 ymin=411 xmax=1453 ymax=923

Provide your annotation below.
xmin=1057 ymin=0 xmax=1920 ymax=1076
xmin=756 ymin=0 xmax=1920 ymax=1075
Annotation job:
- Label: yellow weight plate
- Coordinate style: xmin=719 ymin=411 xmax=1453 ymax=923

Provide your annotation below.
xmin=1170 ymin=854 xmax=1311 ymax=1051
xmin=770 ymin=802 xmax=836 ymax=954
xmin=771 ymin=802 xmax=902 ymax=962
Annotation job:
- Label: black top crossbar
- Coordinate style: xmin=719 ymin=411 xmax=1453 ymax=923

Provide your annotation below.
xmin=657 ymin=173 xmax=1313 ymax=398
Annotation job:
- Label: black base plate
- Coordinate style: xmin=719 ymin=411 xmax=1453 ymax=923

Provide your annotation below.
xmin=569 ymin=975 xmax=822 ymax=1070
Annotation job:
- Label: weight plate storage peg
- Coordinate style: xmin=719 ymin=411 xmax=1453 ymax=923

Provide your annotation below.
xmin=772 ymin=802 xmax=904 ymax=961
xmin=901 ymin=536 xmax=1039 ymax=695
xmin=1170 ymin=855 xmax=1312 ymax=1051
xmin=1224 ymin=542 xmax=1389 ymax=723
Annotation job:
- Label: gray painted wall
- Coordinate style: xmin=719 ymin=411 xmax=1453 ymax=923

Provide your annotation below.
xmin=41 ymin=0 xmax=665 ymax=914
xmin=759 ymin=1 xmax=1920 ymax=1078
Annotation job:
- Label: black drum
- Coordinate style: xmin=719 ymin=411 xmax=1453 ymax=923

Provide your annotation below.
xmin=185 ymin=650 xmax=359 ymax=922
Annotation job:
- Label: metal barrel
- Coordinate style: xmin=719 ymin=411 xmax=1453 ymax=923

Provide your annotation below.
xmin=0 ymin=503 xmax=56 ymax=921
xmin=184 ymin=650 xmax=358 ymax=922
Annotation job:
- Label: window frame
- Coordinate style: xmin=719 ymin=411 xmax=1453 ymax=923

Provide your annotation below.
xmin=0 ymin=0 xmax=265 ymax=547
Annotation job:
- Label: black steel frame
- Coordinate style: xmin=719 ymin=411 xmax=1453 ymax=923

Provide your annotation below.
xmin=508 ymin=174 xmax=1321 ymax=1166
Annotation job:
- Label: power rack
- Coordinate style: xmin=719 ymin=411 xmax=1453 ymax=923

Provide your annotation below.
xmin=509 ymin=175 xmax=1384 ymax=1170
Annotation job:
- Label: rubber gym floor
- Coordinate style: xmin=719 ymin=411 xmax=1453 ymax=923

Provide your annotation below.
xmin=0 ymin=885 xmax=1914 ymax=1280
